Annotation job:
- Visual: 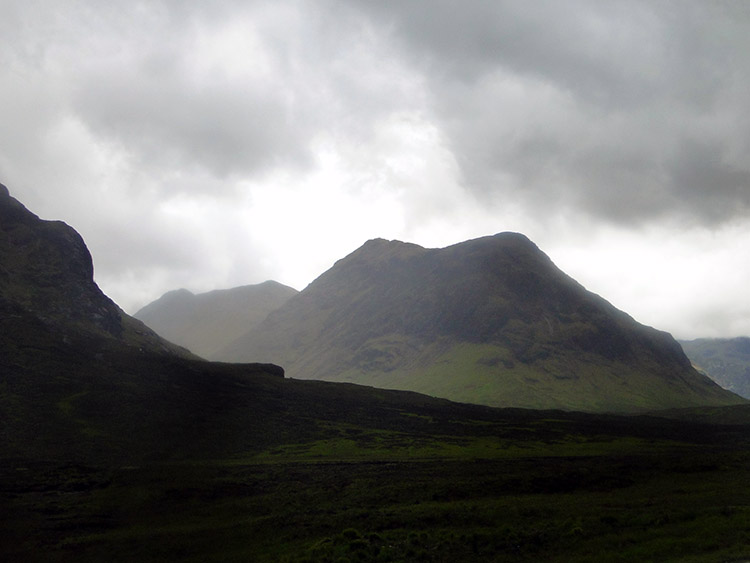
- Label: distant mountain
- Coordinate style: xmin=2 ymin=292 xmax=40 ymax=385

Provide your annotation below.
xmin=0 ymin=181 xmax=648 ymax=466
xmin=680 ymin=338 xmax=750 ymax=399
xmin=219 ymin=234 xmax=743 ymax=412
xmin=134 ymin=282 xmax=298 ymax=358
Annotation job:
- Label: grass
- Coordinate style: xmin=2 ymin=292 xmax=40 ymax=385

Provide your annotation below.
xmin=328 ymin=340 xmax=744 ymax=413
xmin=3 ymin=451 xmax=750 ymax=562
xmin=3 ymin=414 xmax=750 ymax=562
xmin=247 ymin=429 xmax=692 ymax=464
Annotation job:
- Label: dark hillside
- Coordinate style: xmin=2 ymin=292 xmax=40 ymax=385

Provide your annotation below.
xmin=0 ymin=183 xmax=193 ymax=357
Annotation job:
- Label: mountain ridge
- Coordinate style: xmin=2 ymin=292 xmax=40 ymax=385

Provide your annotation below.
xmin=0 ymin=182 xmax=290 ymax=464
xmin=134 ymin=280 xmax=298 ymax=358
xmin=219 ymin=232 xmax=741 ymax=412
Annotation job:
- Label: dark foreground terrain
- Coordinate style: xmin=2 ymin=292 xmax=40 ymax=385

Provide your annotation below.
xmin=3 ymin=391 xmax=750 ymax=563
xmin=2 ymin=318 xmax=749 ymax=562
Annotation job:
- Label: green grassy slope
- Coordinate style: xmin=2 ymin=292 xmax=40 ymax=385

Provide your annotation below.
xmin=329 ymin=340 xmax=738 ymax=412
xmin=221 ymin=235 xmax=743 ymax=412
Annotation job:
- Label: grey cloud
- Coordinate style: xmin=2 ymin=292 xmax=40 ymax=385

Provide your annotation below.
xmin=6 ymin=0 xmax=750 ymax=220
xmin=355 ymin=1 xmax=668 ymax=105
xmin=64 ymin=6 xmax=312 ymax=184
xmin=668 ymin=139 xmax=750 ymax=224
xmin=74 ymin=65 xmax=312 ymax=182
xmin=56 ymin=0 xmax=423 ymax=194
xmin=349 ymin=0 xmax=750 ymax=227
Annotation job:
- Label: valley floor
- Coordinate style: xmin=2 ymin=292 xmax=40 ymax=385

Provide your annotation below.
xmin=2 ymin=416 xmax=750 ymax=562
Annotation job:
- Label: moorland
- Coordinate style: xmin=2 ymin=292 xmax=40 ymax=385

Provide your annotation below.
xmin=3 ymin=381 xmax=750 ymax=562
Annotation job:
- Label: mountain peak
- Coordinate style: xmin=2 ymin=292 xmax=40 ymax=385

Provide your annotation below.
xmin=359 ymin=237 xmax=423 ymax=253
xmin=0 ymin=185 xmax=119 ymax=336
xmin=363 ymin=237 xmax=391 ymax=246
xmin=451 ymin=231 xmax=542 ymax=255
xmin=330 ymin=238 xmax=427 ymax=272
xmin=492 ymin=231 xmax=539 ymax=250
xmin=164 ymin=288 xmax=195 ymax=300
xmin=221 ymin=231 xmax=742 ymax=412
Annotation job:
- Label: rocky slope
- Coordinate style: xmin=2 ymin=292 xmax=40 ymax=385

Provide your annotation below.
xmin=220 ymin=234 xmax=743 ymax=412
xmin=134 ymin=282 xmax=297 ymax=359
xmin=0 ymin=183 xmax=194 ymax=357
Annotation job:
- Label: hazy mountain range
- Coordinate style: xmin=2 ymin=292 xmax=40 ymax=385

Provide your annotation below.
xmin=134 ymin=282 xmax=297 ymax=359
xmin=680 ymin=338 xmax=750 ymax=399
xmin=140 ymin=232 xmax=740 ymax=412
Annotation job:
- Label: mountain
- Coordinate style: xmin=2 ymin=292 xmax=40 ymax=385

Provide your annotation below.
xmin=4 ymin=183 xmax=750 ymax=563
xmin=134 ymin=282 xmax=298 ymax=359
xmin=0 ymin=182 xmax=295 ymax=460
xmin=219 ymin=234 xmax=743 ymax=412
xmin=680 ymin=337 xmax=750 ymax=399
xmin=0 ymin=183 xmax=194 ymax=358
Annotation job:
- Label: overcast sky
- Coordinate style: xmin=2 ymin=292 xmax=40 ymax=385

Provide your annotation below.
xmin=2 ymin=0 xmax=750 ymax=339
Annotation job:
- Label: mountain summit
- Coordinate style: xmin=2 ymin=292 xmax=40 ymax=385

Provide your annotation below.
xmin=219 ymin=233 xmax=741 ymax=412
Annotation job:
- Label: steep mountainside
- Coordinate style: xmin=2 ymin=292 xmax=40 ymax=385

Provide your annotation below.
xmin=0 ymin=183 xmax=192 ymax=357
xmin=134 ymin=282 xmax=297 ymax=359
xmin=680 ymin=338 xmax=750 ymax=399
xmin=0 ymin=183 xmax=288 ymax=463
xmin=220 ymin=234 xmax=743 ymax=412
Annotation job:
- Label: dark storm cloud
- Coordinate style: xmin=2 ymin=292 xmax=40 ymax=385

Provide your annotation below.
xmin=351 ymin=0 xmax=750 ymax=226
